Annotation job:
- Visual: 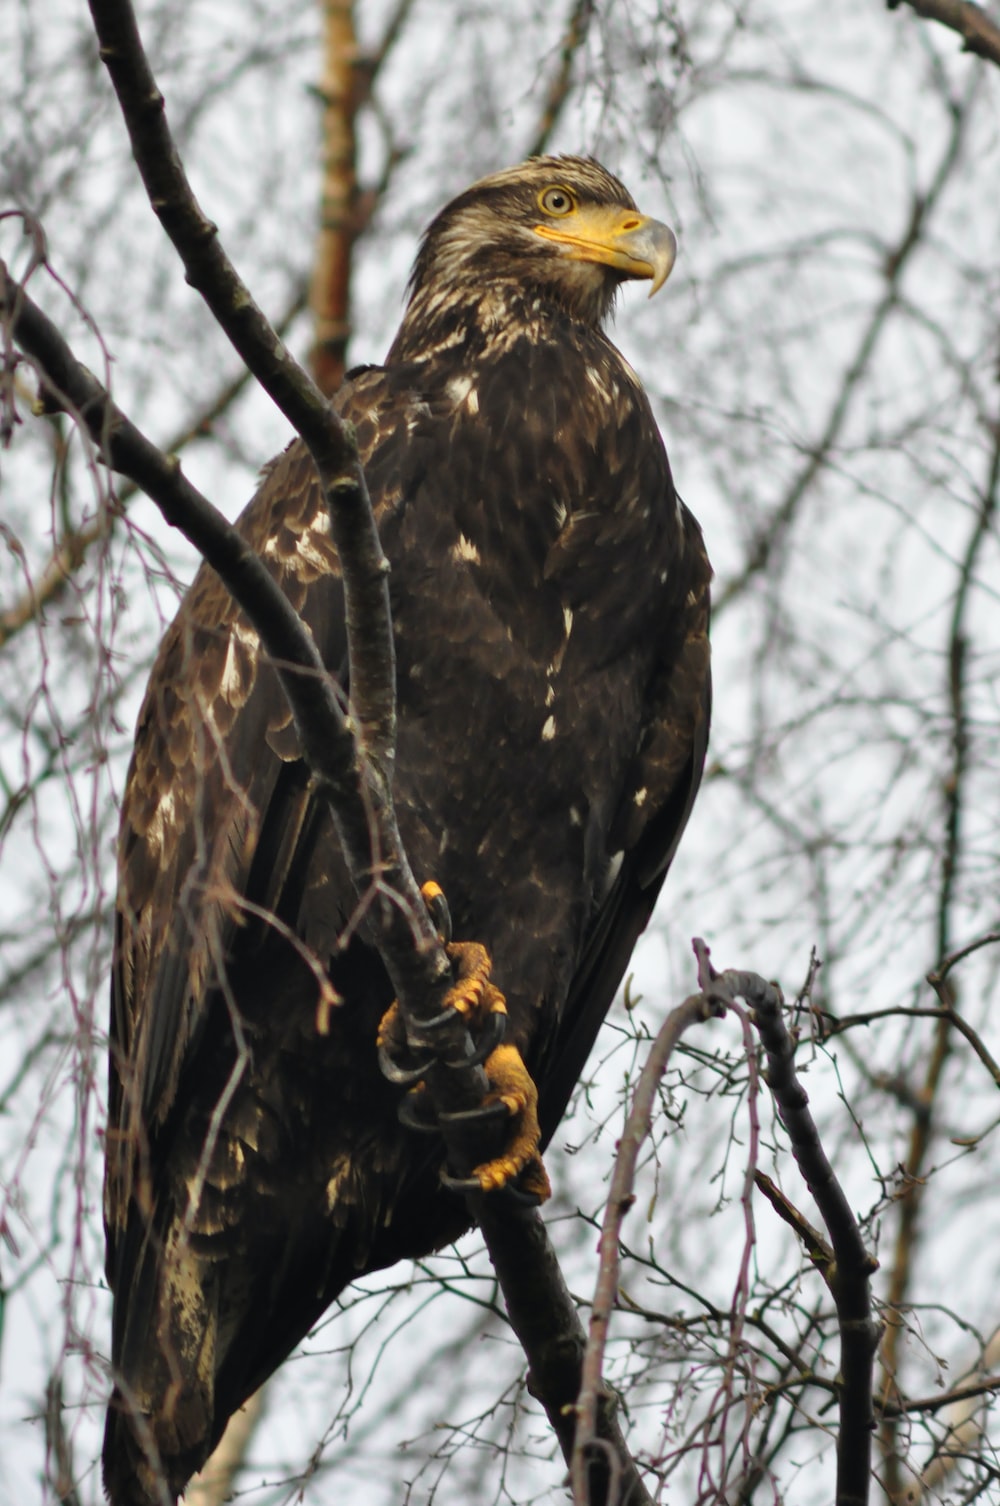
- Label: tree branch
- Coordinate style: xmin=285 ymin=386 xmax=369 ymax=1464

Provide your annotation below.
xmin=570 ymin=993 xmax=718 ymax=1504
xmin=524 ymin=0 xmax=595 ymax=159
xmin=888 ymin=0 xmax=1000 ymax=70
xmin=0 ymin=281 xmax=308 ymax=653
xmin=694 ymin=941 xmax=881 ymax=1506
xmin=86 ymin=0 xmax=396 ymax=765
xmin=878 ymin=368 xmax=1000 ymax=1493
xmin=477 ymin=1196 xmax=654 ymax=1506
xmin=309 ymin=0 xmax=360 ymax=396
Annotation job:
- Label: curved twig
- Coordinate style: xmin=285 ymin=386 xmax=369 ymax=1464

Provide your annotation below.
xmin=569 ymin=993 xmax=717 ymax=1504
xmin=695 ymin=940 xmax=881 ymax=1506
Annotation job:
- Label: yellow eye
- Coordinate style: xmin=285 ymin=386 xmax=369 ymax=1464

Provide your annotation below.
xmin=539 ymin=186 xmax=575 ymax=217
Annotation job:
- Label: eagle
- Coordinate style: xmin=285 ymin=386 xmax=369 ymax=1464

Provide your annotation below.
xmin=103 ymin=156 xmax=712 ymax=1504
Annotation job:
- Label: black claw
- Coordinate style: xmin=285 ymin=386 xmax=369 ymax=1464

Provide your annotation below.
xmin=496 ymin=1180 xmax=547 ymax=1209
xmin=398 ymin=1090 xmax=440 ymax=1133
xmin=439 ymin=1169 xmax=484 ymax=1194
xmin=443 ymin=1007 xmax=506 ymax=1069
xmin=424 ymin=884 xmax=452 ymax=944
xmin=438 ymin=1098 xmax=511 ymax=1131
xmin=378 ymin=1042 xmax=434 ymax=1086
xmin=439 ymin=1168 xmax=544 ymax=1207
xmin=406 ymin=1003 xmax=467 ymax=1049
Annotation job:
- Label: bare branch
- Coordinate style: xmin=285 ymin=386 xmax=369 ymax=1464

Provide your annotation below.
xmin=524 ymin=0 xmax=595 ymax=159
xmin=44 ymin=1375 xmax=82 ymax=1506
xmin=477 ymin=1196 xmax=654 ymax=1506
xmin=86 ymin=0 xmax=396 ymax=764
xmin=929 ymin=927 xmax=1000 ymax=986
xmin=570 ymin=992 xmax=718 ymax=1504
xmin=888 ymin=0 xmax=1000 ymax=69
xmin=0 ymin=283 xmax=308 ymax=653
xmin=879 ymin=371 xmax=1000 ymax=1492
xmin=310 ymin=0 xmax=360 ymax=396
xmin=695 ymin=941 xmax=881 ymax=1506
xmin=184 ymin=1389 xmax=266 ymax=1506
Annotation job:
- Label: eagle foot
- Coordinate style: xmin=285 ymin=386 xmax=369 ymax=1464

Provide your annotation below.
xmin=440 ymin=1042 xmax=551 ymax=1203
xmin=381 ymin=883 xmax=549 ymax=1201
xmin=376 ymin=882 xmax=509 ymax=1078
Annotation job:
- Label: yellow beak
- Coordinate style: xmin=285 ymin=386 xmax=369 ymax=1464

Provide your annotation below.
xmin=534 ymin=204 xmax=677 ymax=296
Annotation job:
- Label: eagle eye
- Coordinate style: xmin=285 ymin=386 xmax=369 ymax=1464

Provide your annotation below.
xmin=539 ymin=186 xmax=575 ymax=217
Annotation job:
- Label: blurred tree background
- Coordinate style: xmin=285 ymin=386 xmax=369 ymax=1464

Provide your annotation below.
xmin=2 ymin=1 xmax=999 ymax=1501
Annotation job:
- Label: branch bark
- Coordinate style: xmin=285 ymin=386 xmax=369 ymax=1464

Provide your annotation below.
xmin=0 ymin=281 xmax=308 ymax=653
xmin=309 ymin=0 xmax=360 ymax=396
xmin=694 ymin=941 xmax=881 ymax=1506
xmin=888 ymin=0 xmax=1000 ymax=69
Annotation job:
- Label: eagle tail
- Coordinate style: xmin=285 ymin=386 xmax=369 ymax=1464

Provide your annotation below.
xmin=103 ymin=1223 xmax=221 ymax=1506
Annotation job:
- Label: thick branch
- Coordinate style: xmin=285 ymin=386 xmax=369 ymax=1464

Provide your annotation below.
xmin=477 ymin=1196 xmax=653 ymax=1506
xmin=0 ymin=282 xmax=308 ymax=653
xmin=695 ymin=942 xmax=880 ymax=1506
xmin=86 ymin=0 xmax=395 ymax=764
xmin=309 ymin=0 xmax=360 ymax=396
xmin=888 ymin=0 xmax=1000 ymax=69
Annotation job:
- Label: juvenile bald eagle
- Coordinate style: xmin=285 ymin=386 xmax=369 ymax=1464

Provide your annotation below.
xmin=103 ymin=156 xmax=711 ymax=1503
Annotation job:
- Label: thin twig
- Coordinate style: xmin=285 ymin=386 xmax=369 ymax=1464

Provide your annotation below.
xmin=570 ymin=993 xmax=717 ymax=1504
xmin=525 ymin=0 xmax=595 ymax=159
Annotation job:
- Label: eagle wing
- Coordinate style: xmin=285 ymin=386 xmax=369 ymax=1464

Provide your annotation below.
xmin=105 ymin=373 xmax=401 ymax=1264
xmin=538 ymin=500 xmax=711 ymax=1144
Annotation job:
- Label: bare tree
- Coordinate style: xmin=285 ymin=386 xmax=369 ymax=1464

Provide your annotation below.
xmin=2 ymin=1 xmax=1000 ymax=1503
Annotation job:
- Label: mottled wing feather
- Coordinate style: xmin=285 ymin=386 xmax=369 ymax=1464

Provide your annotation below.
xmin=105 ymin=381 xmax=398 ymax=1256
xmin=538 ymin=501 xmax=711 ymax=1144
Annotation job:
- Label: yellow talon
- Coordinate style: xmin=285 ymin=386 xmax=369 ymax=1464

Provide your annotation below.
xmin=379 ymin=881 xmax=550 ymax=1202
xmin=376 ymin=999 xmax=401 ymax=1051
xmin=472 ymin=1042 xmax=551 ymax=1201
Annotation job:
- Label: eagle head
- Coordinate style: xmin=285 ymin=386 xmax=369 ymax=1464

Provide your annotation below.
xmin=393 ymin=156 xmax=677 ymax=353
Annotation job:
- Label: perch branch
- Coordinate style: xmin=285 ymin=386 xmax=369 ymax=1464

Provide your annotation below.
xmin=694 ymin=940 xmax=881 ymax=1506
xmin=87 ymin=0 xmax=395 ymax=766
